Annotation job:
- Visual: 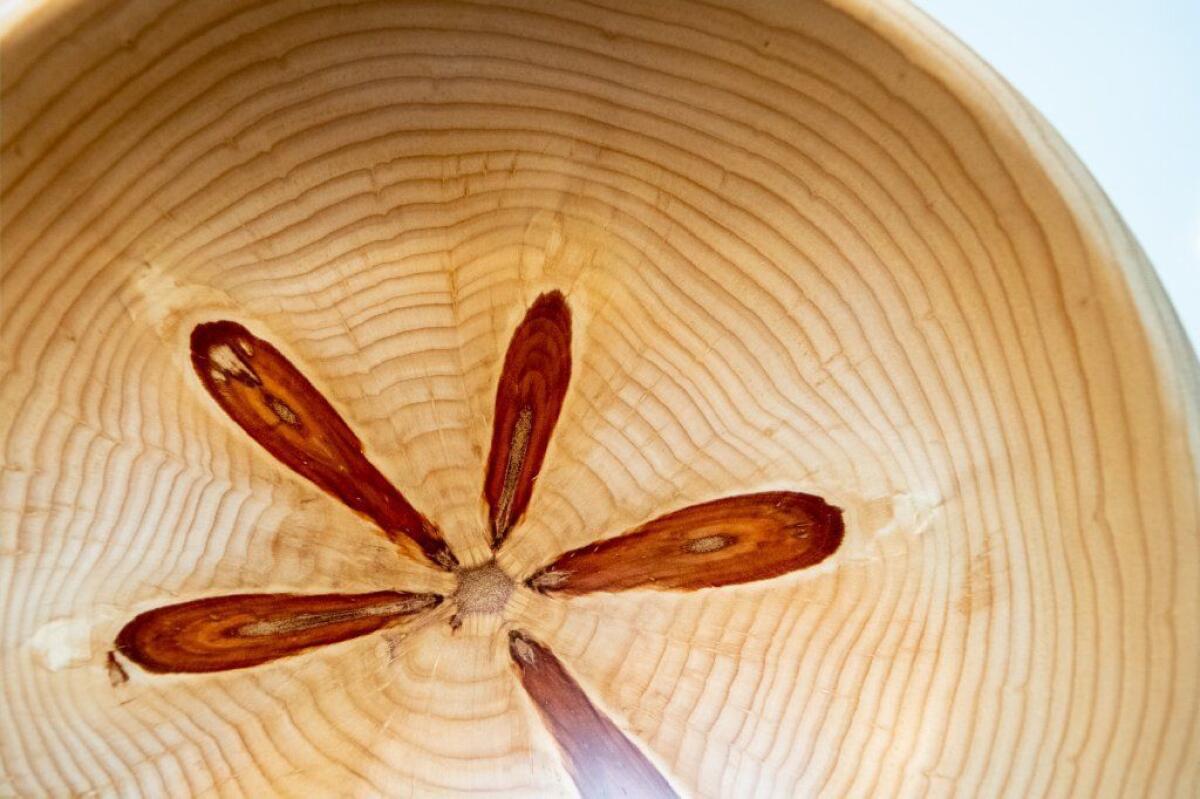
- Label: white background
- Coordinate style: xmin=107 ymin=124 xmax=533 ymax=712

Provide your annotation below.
xmin=915 ymin=0 xmax=1200 ymax=353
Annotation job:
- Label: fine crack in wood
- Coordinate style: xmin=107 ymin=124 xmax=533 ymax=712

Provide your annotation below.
xmin=238 ymin=595 xmax=438 ymax=636
xmin=493 ymin=407 xmax=532 ymax=546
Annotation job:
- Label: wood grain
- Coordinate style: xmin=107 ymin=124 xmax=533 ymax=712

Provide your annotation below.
xmin=2 ymin=0 xmax=1198 ymax=796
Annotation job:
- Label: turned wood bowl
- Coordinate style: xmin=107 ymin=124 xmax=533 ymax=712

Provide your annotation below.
xmin=3 ymin=1 xmax=1197 ymax=796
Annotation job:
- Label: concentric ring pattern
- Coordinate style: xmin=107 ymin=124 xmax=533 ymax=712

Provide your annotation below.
xmin=2 ymin=0 xmax=1197 ymax=796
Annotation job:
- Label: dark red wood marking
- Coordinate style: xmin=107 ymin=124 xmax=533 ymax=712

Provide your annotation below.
xmin=508 ymin=630 xmax=678 ymax=798
xmin=116 ymin=591 xmax=441 ymax=673
xmin=528 ymin=491 xmax=843 ymax=595
xmin=105 ymin=651 xmax=129 ymax=686
xmin=483 ymin=292 xmax=571 ymax=550
xmin=191 ymin=321 xmax=456 ymax=570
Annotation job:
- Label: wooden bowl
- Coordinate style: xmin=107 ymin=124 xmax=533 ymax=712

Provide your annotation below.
xmin=3 ymin=1 xmax=1197 ymax=796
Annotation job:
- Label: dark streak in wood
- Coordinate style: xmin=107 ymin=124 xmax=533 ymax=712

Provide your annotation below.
xmin=116 ymin=591 xmax=440 ymax=673
xmin=484 ymin=292 xmax=571 ymax=550
xmin=528 ymin=491 xmax=843 ymax=595
xmin=191 ymin=321 xmax=456 ymax=570
xmin=508 ymin=630 xmax=678 ymax=798
xmin=105 ymin=651 xmax=128 ymax=686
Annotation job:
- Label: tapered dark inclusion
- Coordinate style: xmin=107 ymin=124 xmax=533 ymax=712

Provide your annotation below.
xmin=483 ymin=291 xmax=571 ymax=550
xmin=509 ymin=630 xmax=678 ymax=798
xmin=527 ymin=491 xmax=843 ymax=595
xmin=191 ymin=321 xmax=456 ymax=570
xmin=116 ymin=592 xmax=440 ymax=673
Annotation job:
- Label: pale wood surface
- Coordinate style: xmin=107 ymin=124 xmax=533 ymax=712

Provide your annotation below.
xmin=2 ymin=0 xmax=1198 ymax=796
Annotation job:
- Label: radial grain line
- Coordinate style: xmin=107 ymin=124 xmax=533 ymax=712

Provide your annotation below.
xmin=528 ymin=491 xmax=843 ymax=595
xmin=494 ymin=407 xmax=533 ymax=536
xmin=191 ymin=321 xmax=457 ymax=570
xmin=508 ymin=630 xmax=678 ymax=798
xmin=484 ymin=292 xmax=571 ymax=550
xmin=116 ymin=591 xmax=442 ymax=673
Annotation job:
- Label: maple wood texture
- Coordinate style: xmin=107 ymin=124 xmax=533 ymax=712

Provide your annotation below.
xmin=2 ymin=0 xmax=1199 ymax=797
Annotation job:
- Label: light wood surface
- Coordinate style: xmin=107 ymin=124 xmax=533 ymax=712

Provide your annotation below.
xmin=2 ymin=0 xmax=1198 ymax=796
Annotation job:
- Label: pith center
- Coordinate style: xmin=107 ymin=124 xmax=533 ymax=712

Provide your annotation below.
xmin=450 ymin=561 xmax=515 ymax=629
